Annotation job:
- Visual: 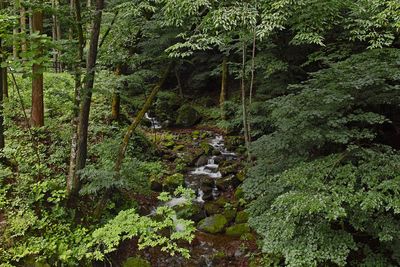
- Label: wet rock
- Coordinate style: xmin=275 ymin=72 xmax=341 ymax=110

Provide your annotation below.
xmin=235 ymin=210 xmax=249 ymax=223
xmin=213 ymin=155 xmax=224 ymax=164
xmin=197 ymin=214 xmax=228 ymax=234
xmin=220 ymin=162 xmax=240 ymax=176
xmin=225 ymin=223 xmax=250 ymax=237
xmin=190 ymin=203 xmax=207 ymax=222
xmin=196 ymin=155 xmax=208 ymax=167
xmin=204 ymin=202 xmax=224 ymax=215
xmin=225 ymin=135 xmax=244 ymax=151
xmin=122 ymin=256 xmax=151 ymax=267
xmin=176 ymin=104 xmax=202 ymax=127
xmin=215 ymin=175 xmax=240 ymax=192
xmin=200 ymin=142 xmax=214 ymax=155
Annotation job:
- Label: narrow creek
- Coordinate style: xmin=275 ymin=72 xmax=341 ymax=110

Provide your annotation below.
xmin=144 ymin=113 xmax=253 ymax=267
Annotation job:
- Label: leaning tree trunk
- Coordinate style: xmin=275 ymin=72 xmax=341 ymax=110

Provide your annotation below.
xmin=94 ymin=63 xmax=173 ymax=218
xmin=31 ymin=6 xmax=44 ymax=127
xmin=68 ymin=0 xmax=104 ymax=199
xmin=111 ymin=65 xmax=121 ymax=121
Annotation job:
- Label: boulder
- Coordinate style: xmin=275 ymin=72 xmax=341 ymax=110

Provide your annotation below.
xmin=223 ymin=207 xmax=237 ymax=222
xmin=235 ymin=210 xmax=249 ymax=223
xmin=196 ymin=155 xmax=209 ymax=167
xmin=197 ymin=214 xmax=228 ymax=234
xmin=215 ymin=175 xmax=240 ymax=192
xmin=122 ymin=257 xmax=151 ymax=267
xmin=176 ymin=104 xmax=201 ymax=127
xmin=225 ymin=223 xmax=250 ymax=237
xmin=204 ymin=202 xmax=224 ymax=215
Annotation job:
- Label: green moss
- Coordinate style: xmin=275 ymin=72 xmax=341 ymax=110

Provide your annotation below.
xmin=197 ymin=214 xmax=228 ymax=234
xmin=235 ymin=210 xmax=249 ymax=223
xmin=204 ymin=202 xmax=223 ymax=215
xmin=164 ymin=173 xmax=184 ymax=190
xmin=176 ymin=104 xmax=201 ymax=127
xmin=122 ymin=257 xmax=151 ymax=267
xmin=225 ymin=223 xmax=250 ymax=237
xmin=223 ymin=206 xmax=237 ymax=222
xmin=234 ymin=187 xmax=244 ymax=199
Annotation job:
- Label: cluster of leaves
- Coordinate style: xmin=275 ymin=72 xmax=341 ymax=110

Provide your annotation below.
xmin=244 ymin=48 xmax=400 ymax=266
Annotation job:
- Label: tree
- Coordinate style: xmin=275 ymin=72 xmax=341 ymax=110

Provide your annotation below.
xmin=31 ymin=2 xmax=44 ymax=127
xmin=69 ymin=0 xmax=104 ymax=199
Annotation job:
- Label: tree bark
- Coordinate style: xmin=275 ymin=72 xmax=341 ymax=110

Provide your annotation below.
xmin=69 ymin=0 xmax=104 ymax=198
xmin=20 ymin=1 xmax=27 ymax=54
xmin=31 ymin=6 xmax=44 ymax=127
xmin=111 ymin=66 xmax=121 ymax=121
xmin=0 ymin=38 xmax=5 ymax=149
xmin=94 ymin=62 xmax=173 ymax=218
xmin=220 ymin=56 xmax=228 ymax=118
xmin=67 ymin=0 xmax=86 ymax=199
xmin=2 ymin=68 xmax=7 ymax=98
xmin=175 ymin=67 xmax=183 ymax=98
xmin=241 ymin=42 xmax=251 ymax=161
xmin=13 ymin=0 xmax=20 ymax=59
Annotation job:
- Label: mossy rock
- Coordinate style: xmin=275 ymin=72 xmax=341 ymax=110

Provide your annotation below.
xmin=216 ymin=175 xmax=240 ymax=192
xmin=236 ymin=169 xmax=246 ymax=182
xmin=164 ymin=173 xmax=184 ymax=190
xmin=197 ymin=214 xmax=228 ymax=234
xmin=176 ymin=104 xmax=202 ymax=127
xmin=200 ymin=142 xmax=214 ymax=155
xmin=223 ymin=206 xmax=237 ymax=222
xmin=204 ymin=202 xmax=224 ymax=215
xmin=235 ymin=210 xmax=249 ymax=223
xmin=122 ymin=256 xmax=151 ymax=267
xmin=234 ymin=187 xmax=244 ymax=199
xmin=225 ymin=223 xmax=250 ymax=237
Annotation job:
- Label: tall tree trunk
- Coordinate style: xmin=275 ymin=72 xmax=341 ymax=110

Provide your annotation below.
xmin=13 ymin=0 xmax=20 ymax=59
xmin=52 ymin=0 xmax=62 ymax=72
xmin=175 ymin=67 xmax=183 ymax=98
xmin=20 ymin=1 xmax=27 ymax=54
xmin=0 ymin=38 xmax=5 ymax=149
xmin=111 ymin=66 xmax=121 ymax=121
xmin=31 ymin=6 xmax=44 ymax=127
xmin=247 ymin=30 xmax=256 ymax=148
xmin=94 ymin=63 xmax=173 ymax=218
xmin=69 ymin=0 xmax=104 ymax=199
xmin=241 ymin=42 xmax=251 ymax=161
xmin=67 ymin=0 xmax=85 ymax=199
xmin=220 ymin=56 xmax=228 ymax=118
xmin=2 ymin=68 xmax=8 ymax=98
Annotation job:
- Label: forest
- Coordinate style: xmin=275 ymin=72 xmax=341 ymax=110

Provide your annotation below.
xmin=0 ymin=0 xmax=399 ymax=266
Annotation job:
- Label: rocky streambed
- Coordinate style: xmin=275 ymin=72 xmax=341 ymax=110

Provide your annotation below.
xmin=128 ymin=114 xmax=257 ymax=267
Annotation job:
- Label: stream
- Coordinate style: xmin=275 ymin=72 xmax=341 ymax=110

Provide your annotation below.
xmin=144 ymin=113 xmax=250 ymax=267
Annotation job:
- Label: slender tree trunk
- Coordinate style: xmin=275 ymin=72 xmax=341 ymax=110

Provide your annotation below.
xmin=0 ymin=38 xmax=5 ymax=149
xmin=220 ymin=56 xmax=228 ymax=118
xmin=67 ymin=0 xmax=85 ymax=199
xmin=2 ymin=68 xmax=7 ymax=98
xmin=13 ymin=0 xmax=20 ymax=59
xmin=247 ymin=30 xmax=256 ymax=148
xmin=175 ymin=67 xmax=183 ymax=97
xmin=94 ymin=63 xmax=173 ymax=218
xmin=20 ymin=1 xmax=27 ymax=54
xmin=111 ymin=65 xmax=121 ymax=121
xmin=241 ymin=42 xmax=251 ymax=161
xmin=31 ymin=6 xmax=44 ymax=127
xmin=69 ymin=0 xmax=104 ymax=198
